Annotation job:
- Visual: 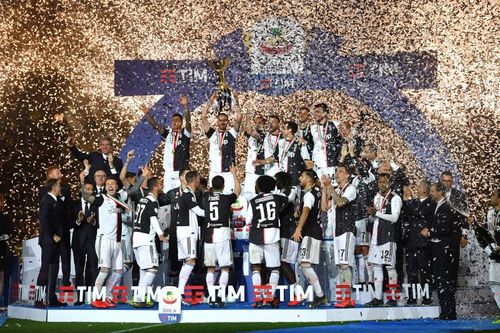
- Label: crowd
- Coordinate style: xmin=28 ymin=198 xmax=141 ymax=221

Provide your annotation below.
xmin=23 ymin=93 xmax=498 ymax=321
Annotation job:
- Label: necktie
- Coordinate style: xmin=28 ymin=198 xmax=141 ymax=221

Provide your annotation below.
xmin=84 ymin=202 xmax=90 ymax=216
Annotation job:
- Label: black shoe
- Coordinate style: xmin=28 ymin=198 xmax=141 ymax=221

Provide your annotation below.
xmin=49 ymin=300 xmax=68 ymax=307
xmin=385 ymin=299 xmax=397 ymax=307
xmin=422 ymin=298 xmax=433 ymax=306
xmin=34 ymin=300 xmax=46 ymax=308
xmin=62 ymin=280 xmax=72 ymax=287
xmin=406 ymin=298 xmax=417 ymax=305
xmin=73 ymin=301 xmax=85 ymax=306
xmin=364 ymin=298 xmax=383 ymax=307
xmin=309 ymin=295 xmax=328 ymax=309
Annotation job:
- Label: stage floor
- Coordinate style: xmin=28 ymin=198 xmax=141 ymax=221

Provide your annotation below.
xmin=8 ymin=302 xmax=440 ymax=323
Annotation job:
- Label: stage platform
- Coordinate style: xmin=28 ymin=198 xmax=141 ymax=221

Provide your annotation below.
xmin=8 ymin=302 xmax=440 ymax=323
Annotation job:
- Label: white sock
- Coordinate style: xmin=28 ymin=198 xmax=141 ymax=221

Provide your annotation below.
xmin=178 ymin=263 xmax=194 ymax=295
xmin=139 ymin=271 xmax=157 ymax=302
xmin=373 ymin=264 xmax=383 ymax=300
xmin=140 ymin=269 xmax=146 ymax=281
xmin=105 ymin=271 xmax=123 ymax=300
xmin=95 ymin=270 xmax=108 ymax=296
xmin=366 ymin=256 xmax=374 ymax=283
xmin=269 ymin=270 xmax=280 ymax=297
xmin=357 ymin=254 xmax=366 ymax=283
xmin=206 ymin=271 xmax=215 ymax=300
xmin=218 ymin=270 xmax=229 ymax=299
xmin=301 ymin=265 xmax=324 ymax=298
xmin=252 ymin=271 xmax=261 ymax=287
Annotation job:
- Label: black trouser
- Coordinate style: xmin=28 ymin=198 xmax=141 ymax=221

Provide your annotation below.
xmin=406 ymin=247 xmax=432 ymax=299
xmin=432 ymin=241 xmax=457 ymax=319
xmin=36 ymin=244 xmax=61 ymax=303
xmin=167 ymin=227 xmax=182 ymax=285
xmin=60 ymin=239 xmax=71 ymax=283
xmin=73 ymin=241 xmax=98 ymax=288
xmin=396 ymin=240 xmax=405 ymax=285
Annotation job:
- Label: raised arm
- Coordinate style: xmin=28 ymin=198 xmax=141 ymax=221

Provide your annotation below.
xmin=67 ymin=137 xmax=90 ymax=162
xmin=230 ymin=164 xmax=241 ymax=197
xmin=179 ymin=95 xmax=192 ymax=133
xmin=202 ymin=93 xmax=218 ymax=134
xmin=320 ymin=175 xmax=333 ymax=211
xmin=142 ymin=106 xmax=167 ymax=136
xmin=119 ymin=150 xmax=134 ymax=188
xmin=232 ymin=92 xmax=243 ymax=133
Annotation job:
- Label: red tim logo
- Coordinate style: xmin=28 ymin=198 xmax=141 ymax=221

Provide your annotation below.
xmin=160 ymin=69 xmax=177 ymax=83
xmin=349 ymin=63 xmax=366 ymax=80
xmin=252 ymin=285 xmax=273 ymax=303
xmin=335 ymin=283 xmax=351 ymax=302
xmin=385 ymin=283 xmax=401 ymax=301
xmin=184 ymin=285 xmax=204 ymax=305
xmin=111 ymin=286 xmax=129 ymax=303
xmin=57 ymin=286 xmax=75 ymax=303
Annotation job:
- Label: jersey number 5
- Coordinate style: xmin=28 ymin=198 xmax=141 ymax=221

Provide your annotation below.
xmin=209 ymin=201 xmax=219 ymax=221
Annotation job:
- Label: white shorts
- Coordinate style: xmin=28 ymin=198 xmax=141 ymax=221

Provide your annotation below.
xmin=96 ymin=235 xmax=123 ymax=270
xmin=355 ymin=219 xmax=370 ymax=246
xmin=314 ymin=166 xmax=336 ymax=180
xmin=280 ymin=238 xmax=299 ymax=264
xmin=204 ymin=240 xmax=233 ymax=267
xmin=249 ymin=242 xmax=281 ymax=268
xmin=243 ymin=172 xmax=260 ymax=200
xmin=177 ymin=237 xmax=197 ymax=261
xmin=133 ymin=244 xmax=159 ymax=269
xmin=164 ymin=170 xmax=181 ymax=193
xmin=368 ymin=242 xmax=397 ymax=266
xmin=209 ymin=171 xmax=235 ymax=194
xmin=121 ymin=236 xmax=134 ymax=264
xmin=334 ymin=232 xmax=356 ymax=267
xmin=299 ymin=236 xmax=322 ymax=265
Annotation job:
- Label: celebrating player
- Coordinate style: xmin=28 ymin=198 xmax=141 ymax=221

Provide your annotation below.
xmin=202 ymin=165 xmax=240 ymax=307
xmin=131 ymin=177 xmax=166 ymax=307
xmin=247 ymin=175 xmax=288 ymax=308
xmin=307 ymin=103 xmax=342 ymax=179
xmin=365 ymin=174 xmax=402 ymax=307
xmin=142 ymin=95 xmax=192 ymax=192
xmin=243 ymin=114 xmax=267 ymax=200
xmin=202 ymin=92 xmax=242 ymax=193
xmin=177 ymin=171 xmax=205 ymax=304
xmin=322 ymin=165 xmax=357 ymax=308
xmin=292 ymin=169 xmax=327 ymax=308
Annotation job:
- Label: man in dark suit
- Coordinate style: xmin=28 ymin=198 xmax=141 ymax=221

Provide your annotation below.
xmin=35 ymin=179 xmax=67 ymax=307
xmin=67 ymin=135 xmax=123 ymax=185
xmin=71 ymin=181 xmax=98 ymax=305
xmin=440 ymin=171 xmax=468 ymax=289
xmin=421 ymin=182 xmax=461 ymax=320
xmin=404 ymin=180 xmax=435 ymax=305
xmin=38 ymin=165 xmax=72 ymax=286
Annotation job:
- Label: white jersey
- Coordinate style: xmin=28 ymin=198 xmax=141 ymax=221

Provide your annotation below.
xmin=163 ymin=128 xmax=191 ymax=172
xmin=96 ymin=190 xmax=129 ymax=241
xmin=371 ymin=192 xmax=402 ymax=245
xmin=245 ymin=135 xmax=265 ymax=174
xmin=309 ymin=120 xmax=340 ymax=168
xmin=207 ymin=127 xmax=238 ymax=173
xmin=263 ymin=132 xmax=281 ymax=174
